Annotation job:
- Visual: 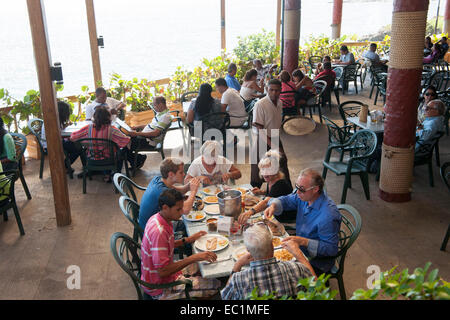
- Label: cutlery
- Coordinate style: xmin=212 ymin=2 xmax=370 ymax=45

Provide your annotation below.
xmin=203 ymin=254 xmax=232 ymax=265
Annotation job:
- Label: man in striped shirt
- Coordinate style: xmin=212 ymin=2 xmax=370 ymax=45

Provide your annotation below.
xmin=141 ymin=189 xmax=221 ymax=300
xmin=221 ymin=222 xmax=315 ymax=300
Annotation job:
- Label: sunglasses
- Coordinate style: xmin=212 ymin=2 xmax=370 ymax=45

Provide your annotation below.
xmin=424 ymin=106 xmax=438 ymax=111
xmin=294 ymin=184 xmax=317 ymax=193
xmin=425 ymin=92 xmax=436 ymax=96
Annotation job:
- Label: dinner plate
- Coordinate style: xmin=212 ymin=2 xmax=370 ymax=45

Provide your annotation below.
xmin=200 ymin=185 xmax=222 ymax=196
xmin=203 ymin=195 xmax=218 ymax=204
xmin=273 ymin=248 xmax=295 ymax=262
xmin=204 ymin=204 xmax=220 ymax=215
xmin=271 ymin=236 xmax=283 ymax=249
xmin=184 ymin=211 xmax=206 ymax=222
xmin=195 ymin=234 xmax=229 ymax=252
xmin=232 ymin=246 xmax=250 ymax=261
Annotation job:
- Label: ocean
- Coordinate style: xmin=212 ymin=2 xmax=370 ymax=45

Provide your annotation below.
xmin=0 ymin=0 xmax=441 ymax=98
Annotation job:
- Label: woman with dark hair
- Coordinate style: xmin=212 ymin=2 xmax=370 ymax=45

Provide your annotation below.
xmin=292 ymin=69 xmax=315 ymax=106
xmin=279 ymin=70 xmax=297 ymax=115
xmin=423 ymin=42 xmax=442 ymax=64
xmin=186 ymin=83 xmax=221 ymax=124
xmin=418 ymin=85 xmax=438 ymax=124
xmin=240 ymin=69 xmax=265 ymax=102
xmin=70 ymin=106 xmax=130 ymax=182
xmin=0 ymin=117 xmax=17 ymax=171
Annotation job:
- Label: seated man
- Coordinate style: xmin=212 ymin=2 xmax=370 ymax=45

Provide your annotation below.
xmin=184 ymin=140 xmax=241 ymax=186
xmin=139 ymin=157 xmax=200 ymax=231
xmin=314 ymin=56 xmax=331 ymax=76
xmin=215 ymin=77 xmax=248 ymax=127
xmin=335 ymin=45 xmax=355 ymax=65
xmin=238 ymin=168 xmax=341 ymax=275
xmin=253 ymin=59 xmax=277 ymax=82
xmin=225 ymin=63 xmax=241 ymax=91
xmin=220 ymin=223 xmax=315 ymax=300
xmin=416 ymin=99 xmax=445 ymax=155
xmin=440 ymin=37 xmax=449 ymax=58
xmin=85 ymin=87 xmax=126 ymax=121
xmin=141 ymin=189 xmax=221 ymax=300
xmin=363 ymin=43 xmax=388 ymax=68
xmin=126 ymin=96 xmax=172 ymax=168
xmin=314 ymin=62 xmax=336 ymax=88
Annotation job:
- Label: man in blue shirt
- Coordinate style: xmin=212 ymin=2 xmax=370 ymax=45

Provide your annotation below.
xmin=238 ymin=168 xmax=341 ymax=274
xmin=225 ymin=63 xmax=241 ymax=91
xmin=138 ymin=157 xmax=200 ymax=231
xmin=415 ymin=99 xmax=445 ymax=155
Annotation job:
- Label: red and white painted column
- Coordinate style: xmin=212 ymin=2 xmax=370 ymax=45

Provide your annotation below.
xmin=283 ymin=0 xmax=301 ymax=74
xmin=379 ymin=0 xmax=429 ymax=202
xmin=444 ymin=0 xmax=450 ymax=35
xmin=331 ymin=0 xmax=343 ymax=39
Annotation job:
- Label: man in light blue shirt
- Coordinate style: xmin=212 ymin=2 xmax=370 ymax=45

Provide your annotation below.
xmin=225 ymin=63 xmax=241 ymax=91
xmin=416 ymin=99 xmax=445 ymax=155
xmin=336 ymin=45 xmax=355 ymax=65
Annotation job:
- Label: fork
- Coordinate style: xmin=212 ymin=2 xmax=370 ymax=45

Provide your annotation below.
xmin=202 ymin=254 xmax=232 ymax=265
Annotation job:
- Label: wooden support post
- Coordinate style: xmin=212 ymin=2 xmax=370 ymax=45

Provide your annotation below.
xmin=331 ymin=0 xmax=343 ymax=39
xmin=276 ymin=0 xmax=282 ymax=47
xmin=379 ymin=0 xmax=429 ymax=202
xmin=283 ymin=0 xmax=301 ymax=73
xmin=26 ymin=0 xmax=71 ymax=226
xmin=221 ymin=0 xmax=226 ymax=51
xmin=85 ymin=0 xmax=102 ymax=88
xmin=444 ymin=0 xmax=450 ymax=35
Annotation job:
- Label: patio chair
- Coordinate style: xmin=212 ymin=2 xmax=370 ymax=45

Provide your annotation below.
xmin=27 ymin=118 xmax=47 ymax=179
xmin=119 ymin=196 xmax=144 ymax=242
xmin=303 ymin=80 xmax=327 ymax=124
xmin=322 ymin=116 xmax=354 ymax=161
xmin=113 ymin=173 xmax=146 ymax=203
xmin=309 ymin=55 xmax=322 ymax=70
xmin=227 ymin=102 xmax=255 ymax=131
xmin=338 ymin=100 xmax=365 ymax=131
xmin=9 ymin=133 xmax=32 ymax=200
xmin=302 ymin=61 xmax=312 ymax=76
xmin=315 ymin=74 xmax=334 ymax=111
xmin=322 ymin=129 xmax=378 ymax=204
xmin=76 ymin=138 xmax=125 ymax=194
xmin=439 ymin=162 xmax=450 ymax=251
xmin=341 ymin=63 xmax=361 ymax=95
xmin=414 ymin=132 xmax=444 ymax=187
xmin=110 ymin=232 xmax=193 ymax=300
xmin=373 ymin=72 xmax=387 ymax=105
xmin=428 ymin=71 xmax=447 ymax=92
xmin=0 ymin=170 xmax=25 ymax=236
xmin=369 ymin=65 xmax=387 ymax=99
xmin=356 ymin=58 xmax=367 ymax=89
xmin=437 ymin=89 xmax=450 ymax=135
xmin=129 ymin=134 xmax=166 ymax=178
xmin=332 ymin=66 xmax=344 ymax=105
xmin=149 ymin=104 xmax=183 ymax=132
xmin=421 ymin=65 xmax=436 ymax=88
xmin=318 ymin=204 xmax=362 ymax=300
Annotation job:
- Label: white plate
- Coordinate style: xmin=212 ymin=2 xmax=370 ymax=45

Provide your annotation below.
xmin=184 ymin=211 xmax=206 ymax=222
xmin=272 ymin=236 xmax=283 ymax=249
xmin=195 ymin=234 xmax=229 ymax=252
xmin=201 ymin=185 xmax=222 ymax=196
xmin=232 ymin=246 xmax=250 ymax=261
xmin=204 ymin=204 xmax=220 ymax=215
xmin=203 ymin=195 xmax=219 ymax=204
xmin=273 ymin=248 xmax=295 ymax=262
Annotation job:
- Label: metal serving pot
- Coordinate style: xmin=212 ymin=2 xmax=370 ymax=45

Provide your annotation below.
xmin=217 ymin=189 xmax=242 ymax=220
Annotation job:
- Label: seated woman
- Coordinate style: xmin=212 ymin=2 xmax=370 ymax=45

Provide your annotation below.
xmin=238 ymin=150 xmax=295 ymax=224
xmin=292 ymin=69 xmax=315 ymax=107
xmin=418 ymin=85 xmax=438 ymax=124
xmin=70 ymin=106 xmax=131 ymax=182
xmin=314 ymin=56 xmax=331 ymax=76
xmin=423 ymin=43 xmax=442 ymax=64
xmin=240 ymin=69 xmax=265 ymax=103
xmin=279 ymin=70 xmax=297 ymax=116
xmin=186 ymin=83 xmax=222 ymax=124
xmin=185 ymin=140 xmax=241 ymax=185
xmin=0 ymin=118 xmax=18 ymax=171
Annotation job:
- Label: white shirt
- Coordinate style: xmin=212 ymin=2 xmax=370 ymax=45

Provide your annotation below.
xmin=187 ymin=155 xmax=233 ymax=181
xmin=141 ymin=109 xmax=172 ymax=146
xmin=85 ymin=97 xmax=123 ymax=120
xmin=221 ymin=88 xmax=247 ymax=126
xmin=252 ymin=95 xmax=282 ymax=134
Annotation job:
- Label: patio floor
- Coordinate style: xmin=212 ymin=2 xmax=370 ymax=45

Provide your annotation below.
xmin=0 ymin=82 xmax=449 ymax=300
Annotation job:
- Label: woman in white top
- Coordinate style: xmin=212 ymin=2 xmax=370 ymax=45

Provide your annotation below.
xmin=185 ymin=140 xmax=241 ymax=185
xmin=240 ymin=69 xmax=265 ymax=101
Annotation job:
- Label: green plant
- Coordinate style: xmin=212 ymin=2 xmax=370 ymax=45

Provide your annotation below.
xmin=234 ymin=29 xmax=280 ymax=65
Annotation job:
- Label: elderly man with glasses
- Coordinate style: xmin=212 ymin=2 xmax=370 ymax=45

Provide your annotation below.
xmin=238 ymin=168 xmax=341 ymax=275
xmin=416 ymin=99 xmax=445 ymax=154
xmin=220 ymin=222 xmax=315 ymax=300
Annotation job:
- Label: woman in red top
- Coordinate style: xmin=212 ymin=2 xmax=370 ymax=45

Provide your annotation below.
xmin=292 ymin=69 xmax=316 ymax=107
xmin=279 ymin=70 xmax=297 ymax=116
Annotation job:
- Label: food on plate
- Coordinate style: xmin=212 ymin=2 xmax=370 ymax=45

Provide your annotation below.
xmin=193 ymin=199 xmax=204 ymax=211
xmin=243 ymin=194 xmax=259 ymax=206
xmin=272 ymin=237 xmax=282 ymax=247
xmin=265 ymin=219 xmax=284 ymax=236
xmin=274 ymin=249 xmax=294 ymax=261
xmin=206 ymin=237 xmax=218 ymax=251
xmin=195 ymin=213 xmax=204 ymax=220
xmin=203 ymin=187 xmax=221 ymax=194
xmin=236 ymin=187 xmax=248 ymax=195
xmin=218 ymin=239 xmax=228 ymax=247
xmin=205 ymin=204 xmax=220 ymax=214
xmin=204 ymin=196 xmax=218 ymax=203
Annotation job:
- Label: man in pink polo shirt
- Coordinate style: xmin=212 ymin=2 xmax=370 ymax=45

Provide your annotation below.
xmin=141 ymin=189 xmax=221 ymax=300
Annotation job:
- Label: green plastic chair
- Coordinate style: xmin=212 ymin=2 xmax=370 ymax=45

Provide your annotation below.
xmin=119 ymin=196 xmax=144 ymax=243
xmin=322 ymin=129 xmax=378 ymax=204
xmin=414 ymin=132 xmax=444 ymax=187
xmin=439 ymin=162 xmax=450 ymax=251
xmin=9 ymin=133 xmax=32 ymax=200
xmin=110 ymin=232 xmax=193 ymax=300
xmin=76 ymin=138 xmax=127 ymax=194
xmin=322 ymin=116 xmax=354 ymax=162
xmin=113 ymin=173 xmax=146 ymax=203
xmin=321 ymin=204 xmax=362 ymax=300
xmin=0 ymin=170 xmax=25 ymax=236
xmin=27 ymin=118 xmax=47 ymax=179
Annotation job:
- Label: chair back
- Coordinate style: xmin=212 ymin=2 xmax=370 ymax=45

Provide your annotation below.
xmin=76 ymin=138 xmax=120 ymax=170
xmin=113 ymin=173 xmax=146 ymax=202
xmin=119 ymin=196 xmax=144 ymax=242
xmin=27 ymin=118 xmax=45 ymax=150
xmin=338 ymin=100 xmax=365 ymax=124
xmin=199 ymin=112 xmax=230 ymax=138
xmin=333 ymin=66 xmax=344 ymax=81
xmin=415 ymin=131 xmax=444 ymax=160
xmin=309 ymin=55 xmax=322 ymax=68
xmin=428 ymin=71 xmax=447 ymax=91
xmin=343 ymin=63 xmax=360 ymax=81
xmin=9 ymin=133 xmax=27 ymax=163
xmin=347 ymin=129 xmax=378 ymax=164
xmin=302 ymin=61 xmax=312 ymax=75
xmin=180 ymin=91 xmax=199 ymax=104
xmin=440 ymin=162 xmax=450 ymax=191
xmin=313 ymin=80 xmax=328 ymax=97
xmin=322 ymin=116 xmax=352 ymax=146
xmin=0 ymin=170 xmax=17 ymax=206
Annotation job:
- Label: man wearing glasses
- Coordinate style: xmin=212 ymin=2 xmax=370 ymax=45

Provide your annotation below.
xmin=238 ymin=168 xmax=341 ymax=275
xmin=416 ymin=99 xmax=445 ymax=155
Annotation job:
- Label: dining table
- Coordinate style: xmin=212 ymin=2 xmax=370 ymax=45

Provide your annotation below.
xmin=183 ymin=184 xmax=289 ymax=279
xmin=346 ymin=116 xmax=384 ymax=134
xmin=61 ymin=117 xmax=132 ymax=137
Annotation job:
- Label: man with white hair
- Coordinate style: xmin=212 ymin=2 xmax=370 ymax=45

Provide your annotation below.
xmin=253 ymin=59 xmax=277 ymax=82
xmin=220 ymin=223 xmax=315 ymax=300
xmin=238 ymin=168 xmax=341 ymax=275
xmin=184 ymin=140 xmax=241 ymax=185
xmin=415 ymin=99 xmax=445 ymax=155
